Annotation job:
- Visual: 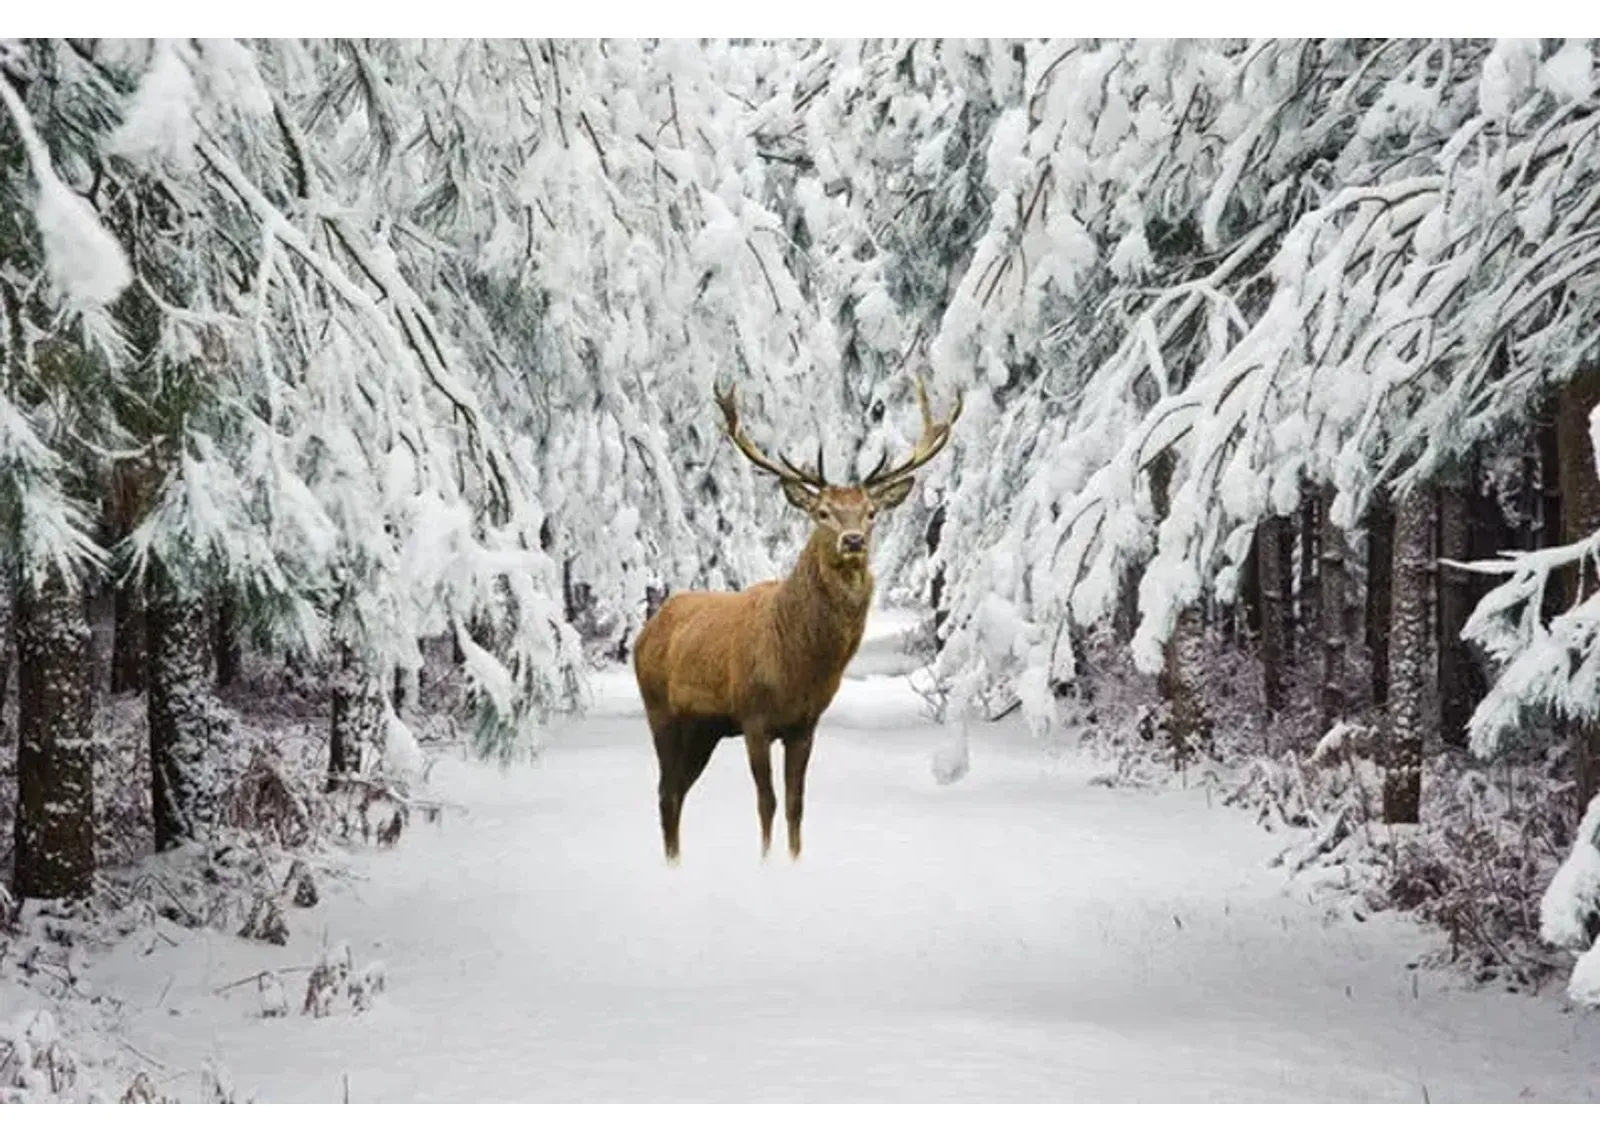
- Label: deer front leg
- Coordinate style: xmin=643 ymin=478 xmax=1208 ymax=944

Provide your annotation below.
xmin=783 ymin=729 xmax=814 ymax=860
xmin=744 ymin=726 xmax=777 ymax=858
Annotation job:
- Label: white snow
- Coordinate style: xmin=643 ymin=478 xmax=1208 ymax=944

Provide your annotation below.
xmin=1541 ymin=793 xmax=1600 ymax=956
xmin=929 ymin=716 xmax=970 ymax=786
xmin=1539 ymin=40 xmax=1594 ymax=105
xmin=108 ymin=40 xmax=201 ymax=171
xmin=80 ymin=633 xmax=1600 ymax=1102
xmin=31 ymin=175 xmax=132 ymax=310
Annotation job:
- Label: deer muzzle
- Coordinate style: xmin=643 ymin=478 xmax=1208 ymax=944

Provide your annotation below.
xmin=838 ymin=532 xmax=867 ymax=556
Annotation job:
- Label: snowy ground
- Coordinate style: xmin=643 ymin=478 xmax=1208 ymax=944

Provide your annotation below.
xmin=83 ymin=613 xmax=1600 ymax=1101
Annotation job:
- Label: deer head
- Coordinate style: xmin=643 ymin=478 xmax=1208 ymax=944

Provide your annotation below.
xmin=713 ymin=379 xmax=963 ymax=567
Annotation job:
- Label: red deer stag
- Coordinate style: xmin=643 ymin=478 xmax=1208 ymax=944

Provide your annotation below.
xmin=633 ymin=379 xmax=962 ymax=863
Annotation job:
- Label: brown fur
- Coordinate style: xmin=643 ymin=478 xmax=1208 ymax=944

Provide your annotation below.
xmin=633 ymin=485 xmax=905 ymax=862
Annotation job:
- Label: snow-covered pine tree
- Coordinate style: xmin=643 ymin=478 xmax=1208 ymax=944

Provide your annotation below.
xmin=1 ymin=43 xmax=132 ymax=896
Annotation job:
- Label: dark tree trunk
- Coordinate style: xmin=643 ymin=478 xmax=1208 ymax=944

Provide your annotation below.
xmin=1365 ymin=488 xmax=1395 ymax=709
xmin=1115 ymin=564 xmax=1141 ymax=644
xmin=926 ymin=504 xmax=949 ymax=650
xmin=1148 ymin=451 xmax=1209 ymax=763
xmin=1538 ymin=403 xmax=1565 ymax=621
xmin=1318 ymin=483 xmax=1349 ymax=732
xmin=13 ymin=568 xmax=96 ymax=900
xmin=110 ymin=573 xmax=145 ymax=694
xmin=212 ymin=588 xmax=241 ymax=689
xmin=1277 ymin=513 xmax=1296 ymax=662
xmin=0 ymin=563 xmax=11 ymax=726
xmin=1435 ymin=470 xmax=1493 ymax=750
xmin=1163 ymin=606 xmax=1211 ymax=765
xmin=1384 ymin=484 xmax=1431 ymax=825
xmin=1236 ymin=527 xmax=1262 ymax=643
xmin=147 ymin=559 xmax=210 ymax=851
xmin=1559 ymin=371 xmax=1600 ymax=819
xmin=1299 ymin=480 xmax=1320 ymax=647
xmin=1258 ymin=515 xmax=1290 ymax=716
xmin=329 ymin=640 xmax=382 ymax=788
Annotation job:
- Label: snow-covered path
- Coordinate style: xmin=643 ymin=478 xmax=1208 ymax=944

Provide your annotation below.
xmin=93 ymin=620 xmax=1600 ymax=1101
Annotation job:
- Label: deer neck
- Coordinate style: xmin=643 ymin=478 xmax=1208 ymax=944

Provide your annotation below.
xmin=771 ymin=532 xmax=873 ymax=676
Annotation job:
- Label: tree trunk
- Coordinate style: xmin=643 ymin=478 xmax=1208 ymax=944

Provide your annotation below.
xmin=1236 ymin=527 xmax=1262 ymax=644
xmin=110 ymin=573 xmax=145 ymax=694
xmin=1277 ymin=513 xmax=1296 ymax=662
xmin=1538 ymin=403 xmax=1565 ymax=621
xmin=1318 ymin=483 xmax=1349 ymax=732
xmin=1163 ymin=606 xmax=1211 ymax=766
xmin=329 ymin=640 xmax=383 ymax=788
xmin=926 ymin=504 xmax=949 ymax=650
xmin=1147 ymin=451 xmax=1208 ymax=763
xmin=1384 ymin=483 xmax=1432 ymax=825
xmin=1258 ymin=515 xmax=1290 ymax=716
xmin=147 ymin=559 xmax=210 ymax=851
xmin=1435 ymin=471 xmax=1489 ymax=749
xmin=1115 ymin=564 xmax=1141 ymax=645
xmin=1559 ymin=371 xmax=1600 ymax=819
xmin=1365 ymin=488 xmax=1395 ymax=709
xmin=13 ymin=568 xmax=96 ymax=900
xmin=0 ymin=563 xmax=11 ymax=727
xmin=1299 ymin=481 xmax=1320 ymax=647
xmin=212 ymin=588 xmax=242 ymax=689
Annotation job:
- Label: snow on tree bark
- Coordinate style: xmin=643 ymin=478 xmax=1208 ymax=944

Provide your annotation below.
xmin=926 ymin=504 xmax=949 ymax=650
xmin=329 ymin=639 xmax=383 ymax=788
xmin=1299 ymin=482 xmax=1320 ymax=649
xmin=13 ymin=568 xmax=96 ymax=900
xmin=147 ymin=557 xmax=210 ymax=850
xmin=1148 ymin=450 xmax=1209 ymax=761
xmin=1163 ymin=606 xmax=1211 ymax=765
xmin=1384 ymin=483 xmax=1432 ymax=825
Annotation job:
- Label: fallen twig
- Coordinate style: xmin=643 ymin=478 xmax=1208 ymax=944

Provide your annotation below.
xmin=119 ymin=1039 xmax=174 ymax=1075
xmin=212 ymin=965 xmax=317 ymax=996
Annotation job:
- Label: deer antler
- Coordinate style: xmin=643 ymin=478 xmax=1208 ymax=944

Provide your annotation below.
xmin=863 ymin=377 xmax=963 ymax=491
xmin=714 ymin=384 xmax=828 ymax=489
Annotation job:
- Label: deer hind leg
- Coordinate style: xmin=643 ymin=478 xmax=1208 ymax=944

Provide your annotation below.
xmin=743 ymin=725 xmax=777 ymax=858
xmin=782 ymin=729 xmax=815 ymax=860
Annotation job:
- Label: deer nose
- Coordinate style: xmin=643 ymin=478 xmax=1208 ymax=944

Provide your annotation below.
xmin=839 ymin=532 xmax=866 ymax=554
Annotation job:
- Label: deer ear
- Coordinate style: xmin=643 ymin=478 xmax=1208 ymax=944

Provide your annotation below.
xmin=873 ymin=477 xmax=915 ymax=510
xmin=781 ymin=480 xmax=818 ymax=512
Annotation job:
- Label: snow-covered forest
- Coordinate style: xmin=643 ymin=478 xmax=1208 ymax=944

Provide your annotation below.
xmin=4 ymin=37 xmax=1600 ymax=1102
